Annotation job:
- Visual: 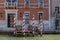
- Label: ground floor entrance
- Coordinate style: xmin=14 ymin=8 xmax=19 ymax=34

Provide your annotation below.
xmin=38 ymin=12 xmax=43 ymax=24
xmin=7 ymin=14 xmax=16 ymax=27
xmin=5 ymin=10 xmax=17 ymax=27
xmin=55 ymin=17 xmax=60 ymax=30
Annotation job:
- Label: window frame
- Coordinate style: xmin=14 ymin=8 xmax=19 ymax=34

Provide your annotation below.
xmin=55 ymin=6 xmax=59 ymax=13
xmin=24 ymin=12 xmax=30 ymax=19
xmin=38 ymin=12 xmax=44 ymax=23
xmin=5 ymin=0 xmax=18 ymax=8
xmin=0 ymin=13 xmax=3 ymax=18
xmin=38 ymin=0 xmax=44 ymax=8
xmin=24 ymin=0 xmax=30 ymax=8
xmin=24 ymin=11 xmax=30 ymax=24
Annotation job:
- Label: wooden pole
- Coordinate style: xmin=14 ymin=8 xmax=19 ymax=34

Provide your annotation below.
xmin=14 ymin=15 xmax=16 ymax=27
xmin=32 ymin=14 xmax=35 ymax=35
xmin=40 ymin=17 xmax=43 ymax=36
xmin=22 ymin=17 xmax=25 ymax=35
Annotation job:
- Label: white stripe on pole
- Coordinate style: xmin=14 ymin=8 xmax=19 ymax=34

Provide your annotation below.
xmin=32 ymin=14 xmax=35 ymax=34
xmin=23 ymin=20 xmax=25 ymax=22
xmin=40 ymin=18 xmax=43 ymax=36
xmin=22 ymin=16 xmax=25 ymax=30
xmin=14 ymin=15 xmax=16 ymax=27
xmin=40 ymin=19 xmax=43 ymax=28
xmin=22 ymin=23 xmax=25 ymax=26
xmin=32 ymin=14 xmax=34 ymax=26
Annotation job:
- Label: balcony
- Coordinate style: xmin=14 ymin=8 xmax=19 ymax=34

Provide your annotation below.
xmin=5 ymin=2 xmax=17 ymax=9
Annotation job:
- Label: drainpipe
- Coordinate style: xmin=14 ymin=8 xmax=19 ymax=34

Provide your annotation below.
xmin=49 ymin=0 xmax=51 ymax=30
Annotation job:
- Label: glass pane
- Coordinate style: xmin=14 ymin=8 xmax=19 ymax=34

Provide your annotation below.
xmin=25 ymin=13 xmax=29 ymax=19
xmin=12 ymin=0 xmax=17 ymax=2
xmin=25 ymin=0 xmax=29 ymax=6
xmin=55 ymin=7 xmax=59 ymax=13
xmin=26 ymin=0 xmax=29 ymax=2
xmin=38 ymin=0 xmax=43 ymax=3
xmin=6 ymin=0 xmax=17 ymax=2
xmin=24 ymin=13 xmax=30 ymax=24
xmin=6 ymin=0 xmax=11 ymax=2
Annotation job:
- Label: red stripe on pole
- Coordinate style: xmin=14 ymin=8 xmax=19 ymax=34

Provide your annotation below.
xmin=40 ymin=18 xmax=43 ymax=32
xmin=22 ymin=17 xmax=25 ymax=27
xmin=13 ymin=15 xmax=16 ymax=27
xmin=32 ymin=14 xmax=35 ymax=34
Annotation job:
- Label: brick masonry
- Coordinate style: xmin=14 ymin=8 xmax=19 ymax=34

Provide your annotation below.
xmin=0 ymin=0 xmax=51 ymax=31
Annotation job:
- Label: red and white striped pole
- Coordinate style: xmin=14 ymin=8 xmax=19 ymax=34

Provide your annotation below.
xmin=13 ymin=15 xmax=16 ymax=35
xmin=32 ymin=14 xmax=35 ymax=34
xmin=14 ymin=15 xmax=16 ymax=27
xmin=22 ymin=16 xmax=25 ymax=35
xmin=22 ymin=17 xmax=25 ymax=27
xmin=40 ymin=17 xmax=43 ymax=36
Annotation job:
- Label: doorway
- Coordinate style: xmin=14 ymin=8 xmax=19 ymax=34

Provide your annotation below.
xmin=38 ymin=13 xmax=43 ymax=23
xmin=7 ymin=14 xmax=16 ymax=27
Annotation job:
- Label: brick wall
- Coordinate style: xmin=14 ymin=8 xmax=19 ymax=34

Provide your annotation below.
xmin=0 ymin=0 xmax=49 ymax=20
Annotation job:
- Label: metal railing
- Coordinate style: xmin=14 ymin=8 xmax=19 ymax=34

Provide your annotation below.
xmin=0 ymin=3 xmax=49 ymax=8
xmin=53 ymin=12 xmax=60 ymax=30
xmin=5 ymin=2 xmax=17 ymax=9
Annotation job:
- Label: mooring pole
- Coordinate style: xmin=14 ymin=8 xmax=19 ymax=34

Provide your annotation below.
xmin=22 ymin=17 xmax=25 ymax=35
xmin=40 ymin=16 xmax=43 ymax=36
xmin=32 ymin=14 xmax=35 ymax=36
xmin=14 ymin=15 xmax=16 ymax=27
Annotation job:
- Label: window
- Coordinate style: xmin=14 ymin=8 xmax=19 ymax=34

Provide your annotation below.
xmin=55 ymin=6 xmax=59 ymax=13
xmin=6 ymin=0 xmax=17 ymax=3
xmin=24 ymin=0 xmax=30 ymax=7
xmin=6 ymin=0 xmax=17 ymax=8
xmin=38 ymin=0 xmax=43 ymax=7
xmin=0 ymin=13 xmax=3 ymax=18
xmin=38 ymin=12 xmax=43 ymax=23
xmin=12 ymin=0 xmax=17 ymax=2
xmin=6 ymin=0 xmax=11 ymax=2
xmin=24 ymin=13 xmax=29 ymax=19
xmin=20 ymin=13 xmax=22 ymax=17
xmin=0 ymin=13 xmax=4 ymax=20
xmin=38 ymin=0 xmax=43 ymax=3
xmin=24 ymin=12 xmax=30 ymax=24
